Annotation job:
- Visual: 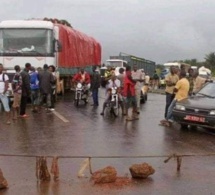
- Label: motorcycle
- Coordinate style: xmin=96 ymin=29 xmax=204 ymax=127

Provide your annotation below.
xmin=106 ymin=87 xmax=120 ymax=117
xmin=74 ymin=82 xmax=89 ymax=106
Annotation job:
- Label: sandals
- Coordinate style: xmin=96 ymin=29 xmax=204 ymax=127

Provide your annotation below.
xmin=159 ymin=119 xmax=171 ymax=127
xmin=19 ymin=114 xmax=28 ymax=118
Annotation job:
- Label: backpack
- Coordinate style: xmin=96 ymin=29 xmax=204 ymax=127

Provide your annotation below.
xmin=12 ymin=73 xmax=21 ymax=91
xmin=0 ymin=73 xmax=5 ymax=82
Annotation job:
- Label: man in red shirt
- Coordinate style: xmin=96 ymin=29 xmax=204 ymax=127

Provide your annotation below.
xmin=72 ymin=68 xmax=91 ymax=85
xmin=72 ymin=68 xmax=91 ymax=101
xmin=123 ymin=66 xmax=138 ymax=121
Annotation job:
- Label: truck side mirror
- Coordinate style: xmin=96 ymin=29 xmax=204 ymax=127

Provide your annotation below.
xmin=54 ymin=39 xmax=62 ymax=52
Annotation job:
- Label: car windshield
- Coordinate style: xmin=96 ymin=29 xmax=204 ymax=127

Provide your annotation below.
xmin=196 ymin=83 xmax=215 ymax=98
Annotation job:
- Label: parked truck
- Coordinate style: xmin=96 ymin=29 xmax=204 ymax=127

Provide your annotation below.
xmin=0 ymin=19 xmax=102 ymax=93
xmin=108 ymin=52 xmax=156 ymax=76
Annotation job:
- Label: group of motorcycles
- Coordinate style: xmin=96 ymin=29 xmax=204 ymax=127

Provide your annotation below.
xmin=73 ymin=81 xmax=120 ymax=116
xmin=73 ymin=80 xmax=147 ymax=117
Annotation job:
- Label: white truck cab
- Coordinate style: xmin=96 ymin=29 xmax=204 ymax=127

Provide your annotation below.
xmin=104 ymin=59 xmax=127 ymax=76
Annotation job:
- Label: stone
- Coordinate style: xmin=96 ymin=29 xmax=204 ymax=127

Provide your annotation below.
xmin=0 ymin=169 xmax=8 ymax=189
xmin=129 ymin=163 xmax=155 ymax=179
xmin=91 ymin=166 xmax=117 ymax=184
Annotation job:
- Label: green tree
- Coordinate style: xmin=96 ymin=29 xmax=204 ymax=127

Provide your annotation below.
xmin=205 ymin=52 xmax=215 ymax=71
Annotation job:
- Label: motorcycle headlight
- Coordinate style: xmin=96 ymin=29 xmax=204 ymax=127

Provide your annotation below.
xmin=209 ymin=110 xmax=215 ymax=115
xmin=77 ymin=83 xmax=82 ymax=89
xmin=112 ymin=88 xmax=116 ymax=94
xmin=175 ymin=105 xmax=186 ymax=111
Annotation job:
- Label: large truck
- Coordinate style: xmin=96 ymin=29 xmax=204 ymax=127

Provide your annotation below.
xmin=0 ymin=19 xmax=102 ymax=91
xmin=108 ymin=52 xmax=156 ymax=76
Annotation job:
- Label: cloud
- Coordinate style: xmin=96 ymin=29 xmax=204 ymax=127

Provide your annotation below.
xmin=0 ymin=0 xmax=215 ymax=63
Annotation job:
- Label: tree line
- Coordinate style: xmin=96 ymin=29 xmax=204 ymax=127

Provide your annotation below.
xmin=156 ymin=52 xmax=215 ymax=76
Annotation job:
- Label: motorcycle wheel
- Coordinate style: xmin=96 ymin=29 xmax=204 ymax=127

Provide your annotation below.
xmin=110 ymin=102 xmax=119 ymax=117
xmin=75 ymin=93 xmax=80 ymax=106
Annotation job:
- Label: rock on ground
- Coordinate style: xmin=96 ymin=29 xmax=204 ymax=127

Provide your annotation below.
xmin=91 ymin=166 xmax=117 ymax=184
xmin=129 ymin=163 xmax=155 ymax=179
xmin=0 ymin=168 xmax=8 ymax=189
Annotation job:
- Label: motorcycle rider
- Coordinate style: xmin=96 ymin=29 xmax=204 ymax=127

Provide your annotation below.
xmin=100 ymin=73 xmax=123 ymax=115
xmin=104 ymin=65 xmax=113 ymax=87
xmin=72 ymin=68 xmax=91 ymax=100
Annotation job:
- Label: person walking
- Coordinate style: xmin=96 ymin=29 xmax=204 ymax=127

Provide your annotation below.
xmin=29 ymin=67 xmax=40 ymax=112
xmin=90 ymin=66 xmax=100 ymax=106
xmin=164 ymin=66 xmax=179 ymax=118
xmin=11 ymin=65 xmax=22 ymax=120
xmin=0 ymin=64 xmax=11 ymax=124
xmin=38 ymin=64 xmax=55 ymax=112
xmin=20 ymin=63 xmax=31 ymax=118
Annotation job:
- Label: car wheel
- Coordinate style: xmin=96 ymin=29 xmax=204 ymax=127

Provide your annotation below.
xmin=190 ymin=125 xmax=197 ymax=131
xmin=180 ymin=124 xmax=188 ymax=130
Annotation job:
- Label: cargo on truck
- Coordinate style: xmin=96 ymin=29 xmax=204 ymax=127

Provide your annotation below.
xmin=104 ymin=52 xmax=156 ymax=77
xmin=0 ymin=19 xmax=102 ymax=95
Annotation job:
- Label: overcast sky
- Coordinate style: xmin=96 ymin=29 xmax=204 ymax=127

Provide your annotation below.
xmin=0 ymin=0 xmax=215 ymax=64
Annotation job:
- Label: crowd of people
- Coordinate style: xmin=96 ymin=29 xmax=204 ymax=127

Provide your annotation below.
xmin=0 ymin=63 xmax=57 ymax=125
xmin=0 ymin=62 xmax=212 ymax=125
xmin=160 ymin=65 xmax=212 ymax=127
xmin=95 ymin=65 xmax=146 ymax=120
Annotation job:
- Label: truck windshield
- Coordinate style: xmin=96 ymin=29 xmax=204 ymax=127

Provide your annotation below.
xmin=0 ymin=29 xmax=54 ymax=56
xmin=107 ymin=61 xmax=123 ymax=68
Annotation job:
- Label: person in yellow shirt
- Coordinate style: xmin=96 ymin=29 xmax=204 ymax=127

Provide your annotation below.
xmin=160 ymin=70 xmax=190 ymax=127
xmin=164 ymin=66 xmax=179 ymax=118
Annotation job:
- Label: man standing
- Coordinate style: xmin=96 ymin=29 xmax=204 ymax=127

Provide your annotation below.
xmin=0 ymin=64 xmax=11 ymax=124
xmin=124 ymin=66 xmax=138 ymax=121
xmin=12 ymin=65 xmax=22 ymax=120
xmin=164 ymin=66 xmax=179 ymax=118
xmin=117 ymin=68 xmax=126 ymax=115
xmin=38 ymin=64 xmax=55 ymax=112
xmin=131 ymin=65 xmax=144 ymax=114
xmin=152 ymin=70 xmax=159 ymax=90
xmin=30 ymin=67 xmax=40 ymax=112
xmin=187 ymin=68 xmax=194 ymax=96
xmin=90 ymin=66 xmax=100 ymax=106
xmin=20 ymin=63 xmax=31 ymax=117
xmin=117 ymin=68 xmax=125 ymax=89
xmin=160 ymin=70 xmax=190 ymax=126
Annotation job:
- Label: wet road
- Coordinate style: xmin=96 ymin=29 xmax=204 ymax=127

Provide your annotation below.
xmin=1 ymin=90 xmax=215 ymax=195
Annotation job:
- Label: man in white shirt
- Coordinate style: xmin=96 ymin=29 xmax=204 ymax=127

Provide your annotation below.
xmin=0 ymin=64 xmax=11 ymax=124
xmin=131 ymin=65 xmax=144 ymax=114
xmin=100 ymin=74 xmax=121 ymax=115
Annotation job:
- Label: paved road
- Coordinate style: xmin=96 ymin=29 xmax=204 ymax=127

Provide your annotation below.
xmin=0 ymin=91 xmax=215 ymax=195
